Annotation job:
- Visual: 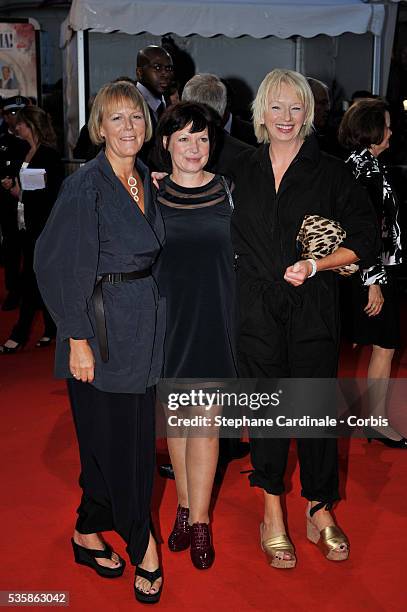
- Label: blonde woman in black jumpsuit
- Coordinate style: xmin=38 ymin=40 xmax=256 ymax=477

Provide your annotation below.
xmin=229 ymin=70 xmax=378 ymax=568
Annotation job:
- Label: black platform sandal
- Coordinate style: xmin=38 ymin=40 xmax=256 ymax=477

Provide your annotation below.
xmin=71 ymin=538 xmax=126 ymax=578
xmin=134 ymin=567 xmax=163 ymax=604
xmin=35 ymin=336 xmax=55 ymax=348
xmin=0 ymin=340 xmax=25 ymax=354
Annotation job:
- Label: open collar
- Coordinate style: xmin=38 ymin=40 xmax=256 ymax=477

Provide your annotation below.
xmin=257 ymin=133 xmax=321 ymax=174
xmin=136 ymin=82 xmax=165 ymax=113
xmin=95 ymin=149 xmax=149 ymax=185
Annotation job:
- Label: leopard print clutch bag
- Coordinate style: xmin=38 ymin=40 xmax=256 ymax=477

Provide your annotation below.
xmin=296 ymin=214 xmax=359 ymax=277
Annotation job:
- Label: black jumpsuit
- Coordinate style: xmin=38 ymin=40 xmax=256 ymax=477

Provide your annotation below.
xmin=229 ymin=136 xmax=378 ymax=501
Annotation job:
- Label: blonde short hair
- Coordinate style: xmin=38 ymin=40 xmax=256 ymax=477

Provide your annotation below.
xmin=252 ymin=69 xmax=315 ymax=144
xmin=88 ymin=80 xmax=152 ymax=145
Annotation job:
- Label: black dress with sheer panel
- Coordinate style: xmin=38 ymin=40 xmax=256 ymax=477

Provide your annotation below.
xmin=154 ymin=174 xmax=237 ymax=379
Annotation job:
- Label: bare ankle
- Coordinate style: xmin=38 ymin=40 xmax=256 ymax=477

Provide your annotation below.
xmin=73 ymin=530 xmax=102 ymax=547
xmin=189 ymin=515 xmax=209 ymax=525
xmin=263 ymin=509 xmax=284 ymax=526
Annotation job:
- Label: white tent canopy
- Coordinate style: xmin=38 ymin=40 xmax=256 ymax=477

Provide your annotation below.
xmin=62 ymin=0 xmax=401 ymax=154
xmin=68 ymin=0 xmax=386 ymax=39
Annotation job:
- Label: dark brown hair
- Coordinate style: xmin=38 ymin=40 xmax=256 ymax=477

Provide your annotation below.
xmin=15 ymin=106 xmax=57 ymax=148
xmin=154 ymin=101 xmax=216 ymax=172
xmin=338 ymin=98 xmax=389 ymax=150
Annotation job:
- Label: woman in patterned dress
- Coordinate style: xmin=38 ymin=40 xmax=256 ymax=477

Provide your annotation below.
xmin=339 ymin=98 xmax=406 ymax=448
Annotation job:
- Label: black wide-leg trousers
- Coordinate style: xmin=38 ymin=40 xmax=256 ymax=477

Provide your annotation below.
xmin=10 ymin=231 xmax=56 ymax=344
xmin=67 ymin=379 xmax=156 ymax=565
xmin=238 ymin=285 xmax=340 ymax=504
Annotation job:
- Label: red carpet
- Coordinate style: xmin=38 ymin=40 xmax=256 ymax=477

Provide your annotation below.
xmin=1 ymin=288 xmax=406 ymax=611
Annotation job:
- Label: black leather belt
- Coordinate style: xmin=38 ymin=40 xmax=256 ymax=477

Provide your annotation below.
xmin=92 ymin=268 xmax=152 ymax=363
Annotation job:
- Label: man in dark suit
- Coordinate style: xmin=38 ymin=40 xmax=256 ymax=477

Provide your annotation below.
xmin=136 ymin=45 xmax=173 ymax=129
xmin=222 ymin=79 xmax=258 ymax=147
xmin=158 ymin=73 xmax=253 ymax=480
xmin=135 ymin=46 xmax=174 ymax=165
xmin=306 ymin=77 xmax=343 ymax=158
xmin=227 ymin=114 xmax=257 ymax=147
xmin=182 ymin=73 xmax=254 ymax=172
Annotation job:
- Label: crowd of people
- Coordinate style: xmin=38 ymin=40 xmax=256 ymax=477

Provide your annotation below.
xmin=1 ymin=44 xmax=406 ymax=603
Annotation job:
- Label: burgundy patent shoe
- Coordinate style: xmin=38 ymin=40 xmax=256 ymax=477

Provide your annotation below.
xmin=168 ymin=505 xmax=190 ymax=552
xmin=190 ymin=522 xmax=215 ymax=570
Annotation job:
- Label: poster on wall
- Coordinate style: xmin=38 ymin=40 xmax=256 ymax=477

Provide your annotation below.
xmin=0 ymin=21 xmax=38 ymax=100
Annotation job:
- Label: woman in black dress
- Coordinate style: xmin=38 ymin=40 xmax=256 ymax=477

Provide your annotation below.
xmin=154 ymin=102 xmax=236 ymax=570
xmin=0 ymin=106 xmax=62 ymax=352
xmin=34 ymin=81 xmax=165 ymax=603
xmin=339 ymin=98 xmax=406 ymax=448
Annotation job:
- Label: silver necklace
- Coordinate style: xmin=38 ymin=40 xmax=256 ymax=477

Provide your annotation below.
xmin=127 ymin=175 xmax=139 ymax=203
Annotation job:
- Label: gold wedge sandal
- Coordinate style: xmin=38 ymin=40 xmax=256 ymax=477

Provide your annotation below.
xmin=260 ymin=523 xmax=296 ymax=569
xmin=306 ymin=502 xmax=349 ymax=561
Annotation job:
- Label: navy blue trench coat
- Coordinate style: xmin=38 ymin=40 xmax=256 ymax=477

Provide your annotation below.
xmin=34 ymin=150 xmax=165 ymax=393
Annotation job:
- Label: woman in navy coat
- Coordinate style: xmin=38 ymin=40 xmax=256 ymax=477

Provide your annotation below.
xmin=34 ymin=81 xmax=165 ymax=603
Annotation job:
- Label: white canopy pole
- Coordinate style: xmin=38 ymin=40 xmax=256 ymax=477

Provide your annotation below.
xmin=372 ymin=34 xmax=381 ymax=95
xmin=77 ymin=30 xmax=86 ymax=130
xmin=380 ymin=2 xmax=399 ymax=96
xmin=295 ymin=36 xmax=304 ymax=73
